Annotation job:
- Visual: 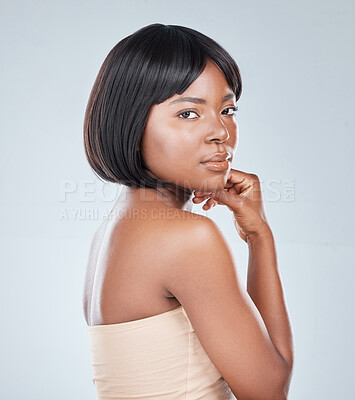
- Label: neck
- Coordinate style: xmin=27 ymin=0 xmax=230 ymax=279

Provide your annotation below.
xmin=114 ymin=184 xmax=194 ymax=212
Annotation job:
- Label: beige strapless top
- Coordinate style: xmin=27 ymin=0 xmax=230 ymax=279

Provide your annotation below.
xmin=87 ymin=305 xmax=233 ymax=399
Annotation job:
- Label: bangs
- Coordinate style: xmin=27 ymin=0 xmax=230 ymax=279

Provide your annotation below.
xmin=123 ymin=24 xmax=241 ymax=105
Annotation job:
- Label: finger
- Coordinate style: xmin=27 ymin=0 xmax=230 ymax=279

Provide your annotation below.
xmin=202 ymin=198 xmax=217 ymax=210
xmin=209 ymin=188 xmax=245 ymax=210
xmin=192 ymin=194 xmax=210 ymax=203
xmin=194 ymin=191 xmax=213 ymax=197
xmin=225 ymin=169 xmax=257 ymax=196
xmin=226 ymin=169 xmax=251 ymax=184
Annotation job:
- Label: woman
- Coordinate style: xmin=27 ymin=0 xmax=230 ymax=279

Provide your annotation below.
xmin=82 ymin=23 xmax=294 ymax=400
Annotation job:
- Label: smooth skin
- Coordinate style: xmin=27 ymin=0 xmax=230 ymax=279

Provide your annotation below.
xmin=83 ymin=60 xmax=294 ymax=400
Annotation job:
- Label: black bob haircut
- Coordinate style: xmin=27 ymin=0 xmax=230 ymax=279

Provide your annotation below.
xmin=83 ymin=23 xmax=242 ymax=191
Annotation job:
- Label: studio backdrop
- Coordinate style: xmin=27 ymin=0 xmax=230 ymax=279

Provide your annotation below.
xmin=0 ymin=1 xmax=353 ymax=399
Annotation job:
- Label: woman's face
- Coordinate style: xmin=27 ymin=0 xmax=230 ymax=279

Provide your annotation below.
xmin=140 ymin=60 xmax=239 ymax=192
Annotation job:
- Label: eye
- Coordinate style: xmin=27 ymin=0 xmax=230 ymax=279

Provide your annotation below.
xmin=222 ymin=105 xmax=239 ymax=116
xmin=177 ymin=110 xmax=199 ymax=119
xmin=177 ymin=105 xmax=238 ymax=120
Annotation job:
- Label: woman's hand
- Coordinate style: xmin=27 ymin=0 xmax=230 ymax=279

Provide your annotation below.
xmin=192 ymin=169 xmax=270 ymax=242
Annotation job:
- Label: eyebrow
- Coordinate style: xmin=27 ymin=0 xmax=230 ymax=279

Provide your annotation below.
xmin=169 ymin=92 xmax=235 ymax=106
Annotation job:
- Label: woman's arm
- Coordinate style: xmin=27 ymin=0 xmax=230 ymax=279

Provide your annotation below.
xmin=163 ymin=215 xmax=293 ymax=400
xmin=194 ymin=169 xmax=295 ymax=398
xmin=247 ymin=225 xmax=294 ymax=396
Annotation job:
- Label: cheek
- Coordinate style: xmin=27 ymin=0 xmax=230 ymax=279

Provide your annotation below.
xmin=230 ymin=133 xmax=238 ymax=149
xmin=144 ymin=124 xmax=201 ymax=163
xmin=227 ymin=120 xmax=238 ymax=149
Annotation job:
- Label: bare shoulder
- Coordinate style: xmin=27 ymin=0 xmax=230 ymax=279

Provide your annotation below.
xmin=161 ymin=211 xmax=239 ymax=308
xmin=145 ymin=209 xmax=231 ymax=264
xmin=162 ymin=211 xmax=289 ymax=400
xmin=159 ymin=208 xmax=234 ymax=264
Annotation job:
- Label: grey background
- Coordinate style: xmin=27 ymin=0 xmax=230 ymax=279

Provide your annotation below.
xmin=1 ymin=0 xmax=353 ymax=399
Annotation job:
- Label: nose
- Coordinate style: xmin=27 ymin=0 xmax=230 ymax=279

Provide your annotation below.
xmin=204 ymin=115 xmax=230 ymax=143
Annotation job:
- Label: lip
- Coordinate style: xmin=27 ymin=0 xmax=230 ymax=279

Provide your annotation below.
xmin=200 ymin=160 xmax=230 ymax=171
xmin=201 ymin=152 xmax=231 ymax=163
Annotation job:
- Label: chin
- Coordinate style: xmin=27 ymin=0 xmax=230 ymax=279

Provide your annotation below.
xmin=192 ymin=173 xmax=228 ymax=192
